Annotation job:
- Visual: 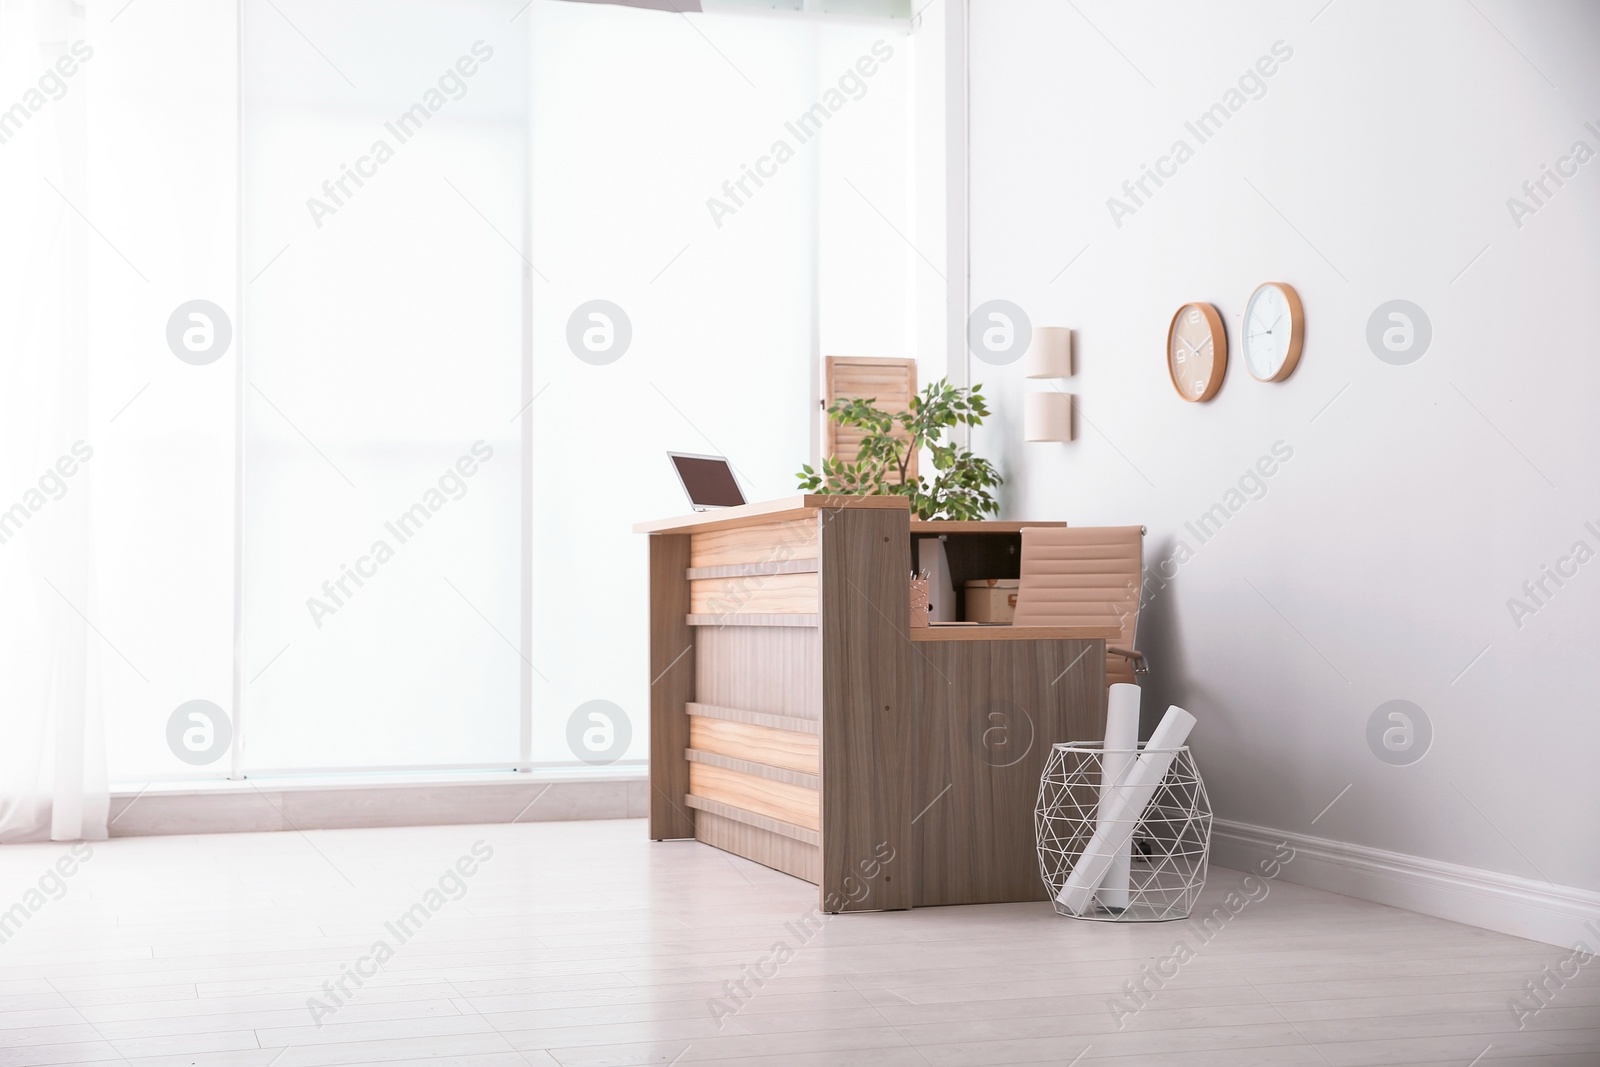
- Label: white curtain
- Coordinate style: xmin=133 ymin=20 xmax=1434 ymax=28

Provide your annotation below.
xmin=0 ymin=0 xmax=108 ymax=841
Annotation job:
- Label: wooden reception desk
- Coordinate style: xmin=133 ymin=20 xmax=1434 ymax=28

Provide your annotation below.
xmin=635 ymin=495 xmax=1116 ymax=912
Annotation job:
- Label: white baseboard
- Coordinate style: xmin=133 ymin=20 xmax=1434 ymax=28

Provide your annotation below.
xmin=1212 ymin=818 xmax=1600 ymax=951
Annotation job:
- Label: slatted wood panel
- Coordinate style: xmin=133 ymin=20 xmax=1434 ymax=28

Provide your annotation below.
xmin=818 ymin=506 xmax=913 ymax=912
xmin=687 ymin=702 xmax=818 ymax=734
xmin=688 ymin=762 xmax=819 ymax=832
xmin=683 ymin=793 xmax=819 ymax=844
xmin=689 ymin=519 xmax=818 ymax=569
xmin=696 ymin=625 xmax=821 ymax=721
xmin=911 ymin=637 xmax=1106 ymax=907
xmin=691 ymin=808 xmax=821 ymax=883
xmin=648 ymin=534 xmax=696 ymax=840
xmin=686 ymin=749 xmax=818 ymax=789
xmin=685 ymin=559 xmax=819 ymax=581
xmin=686 ymin=614 xmax=818 ymax=628
xmin=688 ymin=572 xmax=817 ymax=617
xmin=824 ymin=356 xmax=918 ymax=482
xmin=690 ymin=715 xmax=820 ymax=775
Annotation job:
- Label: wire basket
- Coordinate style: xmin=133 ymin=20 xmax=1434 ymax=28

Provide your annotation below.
xmin=1035 ymin=741 xmax=1212 ymax=921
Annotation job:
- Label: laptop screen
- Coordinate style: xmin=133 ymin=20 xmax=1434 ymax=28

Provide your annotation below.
xmin=669 ymin=454 xmax=745 ymax=509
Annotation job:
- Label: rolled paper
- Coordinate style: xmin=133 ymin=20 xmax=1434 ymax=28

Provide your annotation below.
xmin=1056 ymin=704 xmax=1197 ymax=916
xmin=1097 ymin=683 xmax=1142 ymax=910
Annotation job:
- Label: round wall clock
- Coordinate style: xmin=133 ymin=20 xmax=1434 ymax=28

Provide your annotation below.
xmin=1167 ymin=302 xmax=1227 ymax=402
xmin=1243 ymin=282 xmax=1304 ymax=382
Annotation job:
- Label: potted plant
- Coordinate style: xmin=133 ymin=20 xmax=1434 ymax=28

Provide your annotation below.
xmin=796 ymin=378 xmax=1003 ymax=521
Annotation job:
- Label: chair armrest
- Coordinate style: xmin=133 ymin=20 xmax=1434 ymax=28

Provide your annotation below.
xmin=1107 ymin=646 xmax=1149 ymax=675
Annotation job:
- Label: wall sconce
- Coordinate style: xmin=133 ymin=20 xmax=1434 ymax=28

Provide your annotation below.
xmin=1024 ymin=326 xmax=1073 ymax=379
xmin=1024 ymin=326 xmax=1073 ymax=441
xmin=1025 ymin=390 xmax=1074 ymax=442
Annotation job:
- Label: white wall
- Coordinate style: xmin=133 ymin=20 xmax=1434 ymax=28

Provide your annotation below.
xmin=968 ymin=0 xmax=1600 ymax=944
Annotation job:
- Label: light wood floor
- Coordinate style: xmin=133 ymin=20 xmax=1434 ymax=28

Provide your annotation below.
xmin=0 ymin=819 xmax=1594 ymax=1066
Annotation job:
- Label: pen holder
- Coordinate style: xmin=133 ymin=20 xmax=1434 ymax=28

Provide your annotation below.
xmin=1035 ymin=742 xmax=1212 ymax=921
xmin=909 ymin=574 xmax=930 ymax=628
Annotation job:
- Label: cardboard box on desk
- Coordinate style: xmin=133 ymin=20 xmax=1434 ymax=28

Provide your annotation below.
xmin=964 ymin=579 xmax=1019 ymax=623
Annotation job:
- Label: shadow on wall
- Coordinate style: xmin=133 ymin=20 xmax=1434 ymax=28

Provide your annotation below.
xmin=1134 ymin=535 xmax=1323 ymax=823
xmin=1137 ymin=533 xmax=1187 ymax=740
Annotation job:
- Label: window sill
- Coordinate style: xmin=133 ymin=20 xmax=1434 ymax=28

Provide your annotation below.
xmin=106 ymin=766 xmax=649 ymax=837
xmin=110 ymin=763 xmax=646 ymax=799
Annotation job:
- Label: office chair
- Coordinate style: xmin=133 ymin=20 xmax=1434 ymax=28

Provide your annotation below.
xmin=1012 ymin=525 xmax=1147 ymax=687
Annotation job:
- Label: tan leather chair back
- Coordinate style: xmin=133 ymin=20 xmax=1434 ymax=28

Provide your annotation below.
xmin=1013 ymin=526 xmax=1143 ymax=686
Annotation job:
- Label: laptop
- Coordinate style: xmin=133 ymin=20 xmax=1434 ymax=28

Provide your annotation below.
xmin=668 ymin=452 xmax=746 ymax=511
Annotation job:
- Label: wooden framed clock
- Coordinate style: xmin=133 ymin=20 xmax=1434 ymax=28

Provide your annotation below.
xmin=1167 ymin=302 xmax=1227 ymax=402
xmin=1242 ymin=281 xmax=1304 ymax=382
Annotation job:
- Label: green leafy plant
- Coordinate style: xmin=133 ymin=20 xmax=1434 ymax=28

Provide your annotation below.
xmin=796 ymin=377 xmax=1003 ymax=521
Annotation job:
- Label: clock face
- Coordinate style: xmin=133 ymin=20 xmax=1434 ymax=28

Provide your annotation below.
xmin=1243 ymin=282 xmax=1304 ymax=382
xmin=1167 ymin=303 xmax=1226 ymax=402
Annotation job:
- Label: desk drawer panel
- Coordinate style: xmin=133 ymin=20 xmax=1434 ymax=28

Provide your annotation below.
xmin=689 ymin=715 xmax=820 ymax=776
xmin=690 ymin=520 xmax=818 ymax=569
xmin=689 ymin=572 xmax=817 ymax=616
xmin=689 ymin=762 xmax=820 ymax=832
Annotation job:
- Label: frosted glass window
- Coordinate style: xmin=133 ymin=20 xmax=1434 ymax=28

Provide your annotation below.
xmin=39 ymin=0 xmax=916 ymax=780
xmin=240 ymin=0 xmax=526 ymax=771
xmin=526 ymin=2 xmax=913 ymax=764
